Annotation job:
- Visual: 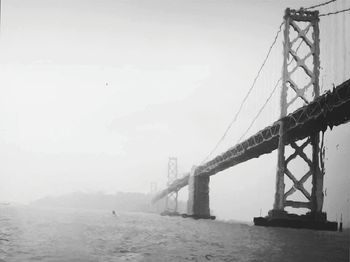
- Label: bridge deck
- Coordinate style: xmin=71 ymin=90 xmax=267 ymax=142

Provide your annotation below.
xmin=153 ymin=79 xmax=350 ymax=203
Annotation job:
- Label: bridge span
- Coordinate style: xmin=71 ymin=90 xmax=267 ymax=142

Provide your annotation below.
xmin=153 ymin=79 xmax=350 ymax=204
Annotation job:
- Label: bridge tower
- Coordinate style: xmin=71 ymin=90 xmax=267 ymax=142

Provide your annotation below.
xmin=270 ymin=8 xmax=326 ymax=221
xmin=164 ymin=157 xmax=179 ymax=213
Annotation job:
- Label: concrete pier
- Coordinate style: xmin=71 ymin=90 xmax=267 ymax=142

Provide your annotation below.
xmin=254 ymin=211 xmax=337 ymax=231
xmin=187 ymin=167 xmax=212 ymax=219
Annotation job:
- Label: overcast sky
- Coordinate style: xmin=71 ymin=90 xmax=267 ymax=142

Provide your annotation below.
xmin=0 ymin=0 xmax=349 ymax=223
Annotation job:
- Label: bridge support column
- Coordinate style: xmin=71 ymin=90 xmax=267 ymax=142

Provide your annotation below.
xmin=270 ymin=8 xmax=323 ymax=216
xmin=187 ymin=167 xmax=211 ymax=219
xmin=255 ymin=8 xmax=337 ymax=230
xmin=310 ymin=133 xmax=324 ymax=213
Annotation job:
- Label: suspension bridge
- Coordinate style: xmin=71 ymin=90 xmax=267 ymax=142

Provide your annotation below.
xmin=152 ymin=3 xmax=350 ymax=231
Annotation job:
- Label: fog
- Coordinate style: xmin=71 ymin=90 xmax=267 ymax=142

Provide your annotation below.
xmin=0 ymin=0 xmax=349 ymax=224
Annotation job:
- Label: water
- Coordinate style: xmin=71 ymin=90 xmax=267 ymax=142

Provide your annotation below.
xmin=0 ymin=206 xmax=348 ymax=262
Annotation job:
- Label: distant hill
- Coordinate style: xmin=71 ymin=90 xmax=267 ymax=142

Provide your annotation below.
xmin=31 ymin=191 xmax=187 ymax=213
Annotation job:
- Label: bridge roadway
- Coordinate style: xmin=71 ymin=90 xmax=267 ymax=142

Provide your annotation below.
xmin=152 ymin=79 xmax=350 ymax=203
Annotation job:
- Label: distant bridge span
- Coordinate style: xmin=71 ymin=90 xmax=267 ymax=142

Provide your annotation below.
xmin=153 ymin=79 xmax=350 ymax=203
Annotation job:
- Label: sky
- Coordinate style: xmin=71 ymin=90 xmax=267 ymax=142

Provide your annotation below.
xmin=0 ymin=0 xmax=349 ymax=224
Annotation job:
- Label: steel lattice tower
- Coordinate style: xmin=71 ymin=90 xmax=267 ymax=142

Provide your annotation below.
xmin=165 ymin=157 xmax=178 ymax=212
xmin=272 ymin=8 xmax=325 ymax=216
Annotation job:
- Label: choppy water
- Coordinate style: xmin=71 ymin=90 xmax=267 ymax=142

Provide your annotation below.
xmin=0 ymin=206 xmax=348 ymax=262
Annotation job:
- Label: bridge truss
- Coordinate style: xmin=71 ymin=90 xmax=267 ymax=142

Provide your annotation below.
xmin=153 ymin=78 xmax=350 ymax=203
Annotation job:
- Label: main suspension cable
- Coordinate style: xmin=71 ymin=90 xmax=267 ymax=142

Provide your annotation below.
xmin=237 ymin=78 xmax=281 ymax=143
xmin=320 ymin=7 xmax=350 ymax=16
xmin=304 ymin=0 xmax=337 ymax=10
xmin=200 ymin=22 xmax=284 ymax=164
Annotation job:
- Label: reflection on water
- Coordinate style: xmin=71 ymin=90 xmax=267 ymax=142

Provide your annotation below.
xmin=0 ymin=206 xmax=348 ymax=262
